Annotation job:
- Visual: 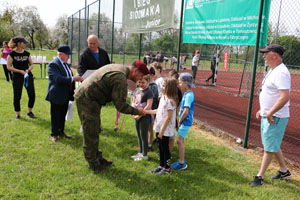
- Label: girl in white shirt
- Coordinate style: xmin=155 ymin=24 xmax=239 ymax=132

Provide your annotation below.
xmin=146 ymin=77 xmax=178 ymax=175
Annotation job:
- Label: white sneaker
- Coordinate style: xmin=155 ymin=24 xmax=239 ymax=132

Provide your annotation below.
xmin=134 ymin=155 xmax=148 ymax=161
xmin=131 ymin=153 xmax=142 ymax=158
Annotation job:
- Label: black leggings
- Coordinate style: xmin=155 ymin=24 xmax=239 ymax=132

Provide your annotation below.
xmin=158 ymin=135 xmax=171 ymax=169
xmin=135 ymin=115 xmax=150 ymax=156
xmin=192 ymin=65 xmax=198 ymax=80
xmin=207 ymin=68 xmax=216 ymax=83
xmin=2 ymin=65 xmax=12 ymax=82
xmin=12 ymin=74 xmax=35 ymax=112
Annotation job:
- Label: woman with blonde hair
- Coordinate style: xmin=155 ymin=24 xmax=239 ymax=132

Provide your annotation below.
xmin=7 ymin=36 xmax=36 ymax=119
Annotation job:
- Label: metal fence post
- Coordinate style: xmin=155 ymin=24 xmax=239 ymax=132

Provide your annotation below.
xmin=244 ymin=0 xmax=265 ymax=148
xmin=78 ymin=11 xmax=81 ymax=63
xmin=97 ymin=0 xmax=101 ymax=38
xmin=275 ymin=0 xmax=283 ymax=43
xmin=70 ymin=15 xmax=74 ymax=64
xmin=111 ymin=0 xmax=115 ymax=63
xmin=176 ymin=0 xmax=185 ymax=71
xmin=238 ymin=46 xmax=250 ymax=96
xmin=138 ymin=33 xmax=142 ymax=60
xmin=87 ymin=5 xmax=89 ymax=39
xmin=84 ymin=0 xmax=87 ymax=48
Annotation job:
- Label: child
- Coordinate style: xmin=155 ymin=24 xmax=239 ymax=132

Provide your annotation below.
xmin=131 ymin=75 xmax=153 ymax=161
xmin=146 ymin=78 xmax=178 ymax=175
xmin=148 ymin=67 xmax=159 ymax=151
xmin=152 ymin=62 xmax=164 ymax=97
xmin=171 ymin=72 xmax=195 ymax=171
xmin=168 ymin=70 xmax=183 ymax=153
xmin=152 ymin=62 xmax=164 ymax=145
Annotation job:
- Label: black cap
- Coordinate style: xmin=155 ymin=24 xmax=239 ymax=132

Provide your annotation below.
xmin=259 ymin=44 xmax=285 ymax=56
xmin=13 ymin=36 xmax=29 ymax=44
xmin=57 ymin=44 xmax=73 ymax=55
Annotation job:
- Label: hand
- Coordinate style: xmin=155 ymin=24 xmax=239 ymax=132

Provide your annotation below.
xmin=133 ymin=115 xmax=141 ymax=120
xmin=266 ymin=112 xmax=274 ymax=125
xmin=137 ymin=108 xmax=146 ymax=116
xmin=73 ymin=75 xmax=83 ymax=82
xmin=158 ymin=133 xmax=163 ymax=139
xmin=256 ymin=110 xmax=261 ymax=119
xmin=25 ymin=69 xmax=29 ymax=74
xmin=21 ymin=70 xmax=26 ymax=75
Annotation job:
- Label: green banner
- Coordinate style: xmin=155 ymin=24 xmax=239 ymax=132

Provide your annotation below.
xmin=183 ymin=0 xmax=271 ymax=45
xmin=122 ymin=0 xmax=175 ymax=33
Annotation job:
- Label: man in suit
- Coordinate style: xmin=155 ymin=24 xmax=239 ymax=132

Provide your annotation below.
xmin=46 ymin=44 xmax=83 ymax=142
xmin=77 ymin=34 xmax=110 ymax=76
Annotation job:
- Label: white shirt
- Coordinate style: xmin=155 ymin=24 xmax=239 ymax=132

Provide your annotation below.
xmin=192 ymin=55 xmax=199 ymax=66
xmin=155 ymin=77 xmax=164 ymax=96
xmin=259 ymin=63 xmax=290 ymax=118
xmin=58 ymin=56 xmax=73 ymax=82
xmin=154 ymin=95 xmax=176 ymax=137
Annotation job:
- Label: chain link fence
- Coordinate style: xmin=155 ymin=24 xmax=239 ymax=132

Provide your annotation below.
xmin=68 ymin=0 xmax=300 ymax=168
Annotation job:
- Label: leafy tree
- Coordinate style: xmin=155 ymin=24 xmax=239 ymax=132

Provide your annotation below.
xmin=277 ymin=35 xmax=300 ymax=67
xmin=0 ymin=8 xmax=17 ymax=42
xmin=14 ymin=6 xmax=47 ymax=49
xmin=49 ymin=15 xmax=69 ymax=48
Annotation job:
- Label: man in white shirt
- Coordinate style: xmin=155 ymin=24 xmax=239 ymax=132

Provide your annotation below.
xmin=191 ymin=51 xmax=200 ymax=83
xmin=250 ymin=44 xmax=291 ymax=187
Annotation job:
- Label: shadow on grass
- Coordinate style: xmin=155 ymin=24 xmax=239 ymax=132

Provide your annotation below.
xmin=97 ymin=148 xmax=248 ymax=199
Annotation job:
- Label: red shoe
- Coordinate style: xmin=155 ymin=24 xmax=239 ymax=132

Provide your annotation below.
xmin=148 ymin=147 xmax=152 ymax=152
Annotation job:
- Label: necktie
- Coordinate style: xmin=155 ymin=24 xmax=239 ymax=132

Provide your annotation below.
xmin=63 ymin=63 xmax=72 ymax=91
xmin=63 ymin=63 xmax=72 ymax=77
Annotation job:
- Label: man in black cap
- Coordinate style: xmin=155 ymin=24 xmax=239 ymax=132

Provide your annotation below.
xmin=250 ymin=44 xmax=291 ymax=187
xmin=46 ymin=44 xmax=83 ymax=142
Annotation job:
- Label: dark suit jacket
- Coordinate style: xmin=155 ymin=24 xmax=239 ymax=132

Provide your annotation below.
xmin=46 ymin=57 xmax=75 ymax=105
xmin=77 ymin=47 xmax=110 ymax=76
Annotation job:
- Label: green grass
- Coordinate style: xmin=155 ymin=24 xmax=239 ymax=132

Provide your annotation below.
xmin=0 ymin=64 xmax=299 ymax=199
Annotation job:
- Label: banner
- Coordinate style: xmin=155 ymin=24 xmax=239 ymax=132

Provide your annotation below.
xmin=122 ymin=0 xmax=175 ymax=33
xmin=183 ymin=0 xmax=271 ymax=46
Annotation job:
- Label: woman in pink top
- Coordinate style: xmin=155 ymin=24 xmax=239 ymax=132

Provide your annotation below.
xmin=1 ymin=41 xmax=12 ymax=82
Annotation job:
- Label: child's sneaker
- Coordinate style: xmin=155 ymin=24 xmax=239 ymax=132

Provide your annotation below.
xmin=171 ymin=160 xmax=187 ymax=171
xmin=271 ymin=170 xmax=292 ymax=179
xmin=131 ymin=153 xmax=142 ymax=159
xmin=156 ymin=168 xmax=170 ymax=175
xmin=134 ymin=155 xmax=148 ymax=161
xmin=250 ymin=176 xmax=264 ymax=187
xmin=151 ymin=166 xmax=163 ymax=173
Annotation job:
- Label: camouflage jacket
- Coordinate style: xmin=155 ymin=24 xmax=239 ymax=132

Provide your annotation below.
xmin=74 ymin=64 xmax=139 ymax=115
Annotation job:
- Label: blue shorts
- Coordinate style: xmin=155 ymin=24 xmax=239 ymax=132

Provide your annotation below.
xmin=261 ymin=117 xmax=288 ymax=152
xmin=178 ymin=125 xmax=191 ymax=139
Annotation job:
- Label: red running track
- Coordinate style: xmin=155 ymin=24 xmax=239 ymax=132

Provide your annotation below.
xmin=127 ymin=67 xmax=300 ymax=167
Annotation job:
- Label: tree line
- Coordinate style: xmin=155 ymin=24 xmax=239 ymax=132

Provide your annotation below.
xmin=0 ymin=5 xmax=68 ymax=49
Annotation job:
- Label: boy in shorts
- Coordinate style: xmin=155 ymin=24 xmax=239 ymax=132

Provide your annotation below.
xmin=171 ymin=72 xmax=195 ymax=171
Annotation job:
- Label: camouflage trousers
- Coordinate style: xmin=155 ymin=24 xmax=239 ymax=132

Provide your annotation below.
xmin=76 ymin=95 xmax=104 ymax=168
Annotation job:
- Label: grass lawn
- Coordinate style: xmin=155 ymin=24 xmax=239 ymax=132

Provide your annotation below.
xmin=0 ymin=63 xmax=299 ymax=200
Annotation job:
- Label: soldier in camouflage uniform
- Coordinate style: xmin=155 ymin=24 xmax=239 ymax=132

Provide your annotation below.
xmin=74 ymin=60 xmax=149 ymax=172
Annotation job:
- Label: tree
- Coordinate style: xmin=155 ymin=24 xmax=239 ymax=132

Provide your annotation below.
xmin=0 ymin=8 xmax=17 ymax=42
xmin=14 ymin=6 xmax=47 ymax=49
xmin=277 ymin=35 xmax=300 ymax=67
xmin=48 ymin=15 xmax=69 ymax=49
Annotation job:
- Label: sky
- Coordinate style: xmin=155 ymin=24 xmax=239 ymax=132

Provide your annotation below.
xmin=3 ymin=0 xmax=123 ymax=28
xmin=3 ymin=0 xmax=182 ymax=29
